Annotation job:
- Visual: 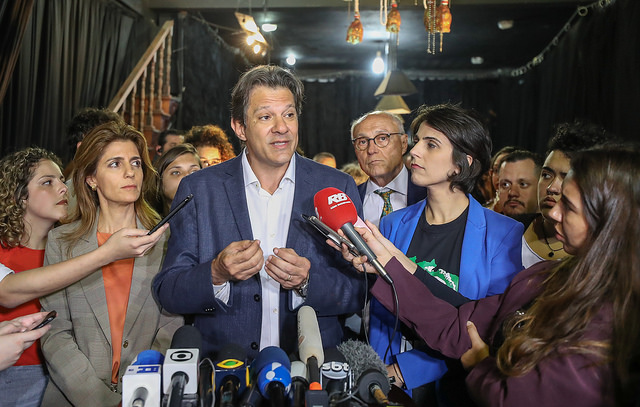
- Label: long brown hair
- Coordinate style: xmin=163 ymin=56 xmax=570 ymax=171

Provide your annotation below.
xmin=63 ymin=121 xmax=160 ymax=251
xmin=497 ymin=145 xmax=640 ymax=404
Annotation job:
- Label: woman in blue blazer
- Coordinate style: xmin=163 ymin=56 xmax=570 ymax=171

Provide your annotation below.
xmin=368 ymin=104 xmax=523 ymax=406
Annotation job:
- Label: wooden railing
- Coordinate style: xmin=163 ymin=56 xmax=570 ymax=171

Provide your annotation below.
xmin=108 ymin=20 xmax=175 ymax=150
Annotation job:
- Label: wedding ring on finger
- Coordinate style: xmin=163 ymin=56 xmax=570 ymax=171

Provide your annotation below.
xmin=286 ymin=274 xmax=292 ymax=281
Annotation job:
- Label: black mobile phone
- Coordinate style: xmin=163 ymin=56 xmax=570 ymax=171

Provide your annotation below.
xmin=32 ymin=310 xmax=57 ymax=330
xmin=147 ymin=194 xmax=194 ymax=235
xmin=302 ymin=214 xmax=360 ymax=256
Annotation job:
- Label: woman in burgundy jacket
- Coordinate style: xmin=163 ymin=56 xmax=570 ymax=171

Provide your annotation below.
xmin=340 ymin=145 xmax=639 ymax=407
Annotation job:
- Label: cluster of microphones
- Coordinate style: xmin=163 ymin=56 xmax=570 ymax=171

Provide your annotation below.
xmin=122 ymin=306 xmax=394 ymax=407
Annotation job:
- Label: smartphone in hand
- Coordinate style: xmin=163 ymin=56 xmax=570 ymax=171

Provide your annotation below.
xmin=31 ymin=310 xmax=57 ymax=330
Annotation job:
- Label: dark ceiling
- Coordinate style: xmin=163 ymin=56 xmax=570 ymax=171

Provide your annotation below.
xmin=149 ymin=0 xmax=594 ymax=79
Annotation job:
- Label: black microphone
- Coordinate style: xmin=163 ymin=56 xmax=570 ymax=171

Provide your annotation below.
xmin=314 ymin=187 xmax=393 ymax=285
xmin=199 ymin=358 xmax=215 ymax=407
xmin=337 ymin=340 xmax=391 ymax=405
xmin=214 ymin=343 xmax=248 ymax=407
xmin=320 ymin=348 xmax=352 ymax=407
xmin=163 ymin=325 xmax=201 ymax=407
xmin=290 ymin=360 xmax=308 ymax=407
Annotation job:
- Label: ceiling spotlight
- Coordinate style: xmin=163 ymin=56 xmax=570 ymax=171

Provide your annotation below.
xmin=372 ymin=51 xmax=385 ymax=74
xmin=471 ymin=56 xmax=484 ymax=65
xmin=286 ymin=54 xmax=296 ymax=66
xmin=262 ymin=23 xmax=277 ymax=32
xmin=497 ymin=20 xmax=514 ymax=30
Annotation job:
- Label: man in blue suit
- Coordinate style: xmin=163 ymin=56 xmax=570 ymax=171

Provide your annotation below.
xmin=153 ymin=65 xmax=365 ymax=360
xmin=351 ymin=111 xmax=427 ymax=226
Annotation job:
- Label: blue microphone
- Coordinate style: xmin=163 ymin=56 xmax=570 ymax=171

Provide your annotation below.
xmin=253 ymin=346 xmax=292 ymax=407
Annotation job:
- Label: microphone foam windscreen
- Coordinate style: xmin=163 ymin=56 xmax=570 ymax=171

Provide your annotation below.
xmin=313 ymin=187 xmax=358 ymax=232
xmin=170 ymin=325 xmax=202 ymax=350
xmin=133 ymin=349 xmax=164 ymax=365
xmin=337 ymin=340 xmax=388 ymax=385
xmin=297 ymin=306 xmax=324 ymax=366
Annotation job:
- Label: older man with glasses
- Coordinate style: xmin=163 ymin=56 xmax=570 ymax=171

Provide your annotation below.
xmin=351 ymin=111 xmax=427 ymax=226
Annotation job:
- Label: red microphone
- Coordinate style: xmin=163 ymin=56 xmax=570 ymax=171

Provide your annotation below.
xmin=314 ymin=188 xmax=393 ymax=285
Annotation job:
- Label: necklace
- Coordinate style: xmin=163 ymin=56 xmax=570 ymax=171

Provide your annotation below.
xmin=541 ymin=221 xmax=563 ymax=257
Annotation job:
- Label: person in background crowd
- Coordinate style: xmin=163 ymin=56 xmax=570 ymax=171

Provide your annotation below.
xmin=340 ymin=161 xmax=369 ymax=185
xmin=497 ymin=150 xmax=543 ymax=218
xmin=39 ymin=122 xmax=182 ymax=406
xmin=521 ymin=121 xmax=608 ymax=267
xmin=312 ymin=151 xmax=337 ymax=168
xmin=154 ymin=128 xmax=185 ymax=161
xmin=343 ymin=144 xmax=640 ymax=407
xmin=486 ymin=145 xmax=517 ymax=211
xmin=186 ymin=124 xmax=236 ymax=167
xmin=367 ymin=104 xmax=523 ymax=406
xmin=153 ymin=65 xmax=365 ymax=360
xmin=351 ymin=110 xmax=426 ymax=227
xmin=152 ymin=143 xmax=201 ymax=216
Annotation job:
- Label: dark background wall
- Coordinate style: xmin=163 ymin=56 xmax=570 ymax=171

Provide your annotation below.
xmin=1 ymin=0 xmax=638 ymax=168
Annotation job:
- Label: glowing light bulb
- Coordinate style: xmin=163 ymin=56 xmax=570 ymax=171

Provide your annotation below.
xmin=286 ymin=54 xmax=296 ymax=66
xmin=253 ymin=44 xmax=262 ymax=54
xmin=372 ymin=51 xmax=385 ymax=74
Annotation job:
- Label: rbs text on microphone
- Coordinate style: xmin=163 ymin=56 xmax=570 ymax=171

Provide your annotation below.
xmin=314 ymin=187 xmax=393 ymax=285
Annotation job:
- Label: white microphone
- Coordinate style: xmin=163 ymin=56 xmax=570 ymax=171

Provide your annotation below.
xmin=162 ymin=325 xmax=201 ymax=407
xmin=122 ymin=350 xmax=164 ymax=407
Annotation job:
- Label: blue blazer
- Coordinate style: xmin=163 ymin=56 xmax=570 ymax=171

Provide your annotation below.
xmin=369 ymin=195 xmax=523 ymax=390
xmin=152 ymin=154 xmax=366 ymax=360
xmin=357 ymin=175 xmax=427 ymax=208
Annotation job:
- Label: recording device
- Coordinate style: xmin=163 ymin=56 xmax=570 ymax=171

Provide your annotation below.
xmin=163 ymin=325 xmax=201 ymax=407
xmin=214 ymin=343 xmax=248 ymax=407
xmin=198 ymin=358 xmax=215 ymax=407
xmin=31 ymin=310 xmax=57 ymax=330
xmin=290 ymin=360 xmax=308 ymax=407
xmin=301 ymin=214 xmax=360 ymax=256
xmin=337 ymin=340 xmax=391 ymax=405
xmin=253 ymin=346 xmax=292 ymax=407
xmin=313 ymin=187 xmax=393 ymax=285
xmin=321 ymin=348 xmax=352 ymax=407
xmin=297 ymin=306 xmax=329 ymax=407
xmin=122 ymin=349 xmax=164 ymax=407
xmin=147 ymin=194 xmax=193 ymax=235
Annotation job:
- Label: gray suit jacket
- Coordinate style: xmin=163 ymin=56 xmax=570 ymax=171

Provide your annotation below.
xmin=40 ymin=218 xmax=183 ymax=407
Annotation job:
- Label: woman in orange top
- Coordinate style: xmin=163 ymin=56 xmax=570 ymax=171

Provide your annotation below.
xmin=40 ymin=122 xmax=183 ymax=407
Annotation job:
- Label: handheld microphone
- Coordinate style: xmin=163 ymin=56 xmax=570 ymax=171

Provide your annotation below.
xmin=123 ymin=350 xmax=164 ymax=407
xmin=337 ymin=340 xmax=391 ymax=405
xmin=321 ymin=348 xmax=352 ymax=407
xmin=253 ymin=346 xmax=292 ymax=407
xmin=290 ymin=360 xmax=308 ymax=407
xmin=163 ymin=325 xmax=201 ymax=407
xmin=314 ymin=187 xmax=393 ymax=285
xmin=298 ymin=306 xmax=329 ymax=407
xmin=214 ymin=343 xmax=249 ymax=407
xmin=199 ymin=358 xmax=215 ymax=407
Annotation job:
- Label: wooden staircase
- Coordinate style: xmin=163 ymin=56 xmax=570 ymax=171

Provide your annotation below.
xmin=108 ymin=20 xmax=177 ymax=157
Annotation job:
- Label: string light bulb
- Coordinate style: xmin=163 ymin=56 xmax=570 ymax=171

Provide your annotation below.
xmin=372 ymin=51 xmax=385 ymax=74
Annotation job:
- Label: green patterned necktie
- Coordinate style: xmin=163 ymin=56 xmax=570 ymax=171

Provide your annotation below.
xmin=374 ymin=189 xmax=394 ymax=218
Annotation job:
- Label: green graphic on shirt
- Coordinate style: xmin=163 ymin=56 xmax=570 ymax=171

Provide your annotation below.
xmin=409 ymin=256 xmax=459 ymax=292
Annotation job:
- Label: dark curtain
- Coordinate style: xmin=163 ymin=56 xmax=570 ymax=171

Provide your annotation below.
xmin=0 ymin=0 xmax=156 ymax=164
xmin=0 ymin=0 xmax=35 ymax=105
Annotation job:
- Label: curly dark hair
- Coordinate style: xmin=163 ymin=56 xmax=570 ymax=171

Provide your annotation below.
xmin=0 ymin=147 xmax=63 ymax=248
xmin=546 ymin=121 xmax=609 ymax=158
xmin=185 ymin=124 xmax=236 ymax=161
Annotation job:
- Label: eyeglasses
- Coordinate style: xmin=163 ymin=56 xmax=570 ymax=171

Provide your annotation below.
xmin=200 ymin=158 xmax=222 ymax=167
xmin=352 ymin=133 xmax=403 ymax=151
